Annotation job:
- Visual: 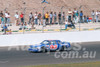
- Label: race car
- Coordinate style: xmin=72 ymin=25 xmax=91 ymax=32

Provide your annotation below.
xmin=28 ymin=40 xmax=71 ymax=52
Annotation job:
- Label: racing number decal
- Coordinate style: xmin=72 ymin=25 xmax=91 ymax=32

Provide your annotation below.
xmin=50 ymin=45 xmax=58 ymax=50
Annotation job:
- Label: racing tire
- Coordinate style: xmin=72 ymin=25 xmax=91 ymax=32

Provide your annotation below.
xmin=60 ymin=46 xmax=64 ymax=51
xmin=66 ymin=45 xmax=73 ymax=51
xmin=41 ymin=47 xmax=47 ymax=53
xmin=57 ymin=46 xmax=64 ymax=52
xmin=60 ymin=46 xmax=65 ymax=51
xmin=60 ymin=46 xmax=71 ymax=51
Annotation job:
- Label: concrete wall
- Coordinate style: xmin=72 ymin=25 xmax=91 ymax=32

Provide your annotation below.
xmin=0 ymin=31 xmax=100 ymax=47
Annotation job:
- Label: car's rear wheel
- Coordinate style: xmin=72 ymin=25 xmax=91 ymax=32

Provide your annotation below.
xmin=60 ymin=46 xmax=71 ymax=51
xmin=57 ymin=46 xmax=64 ymax=51
xmin=60 ymin=46 xmax=64 ymax=51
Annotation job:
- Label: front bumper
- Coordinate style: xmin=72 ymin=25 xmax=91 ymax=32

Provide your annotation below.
xmin=28 ymin=48 xmax=40 ymax=52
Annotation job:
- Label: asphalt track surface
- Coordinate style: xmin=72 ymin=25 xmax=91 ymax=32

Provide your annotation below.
xmin=0 ymin=42 xmax=100 ymax=67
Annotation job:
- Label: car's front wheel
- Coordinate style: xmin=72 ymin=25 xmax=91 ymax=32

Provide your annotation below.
xmin=41 ymin=47 xmax=46 ymax=53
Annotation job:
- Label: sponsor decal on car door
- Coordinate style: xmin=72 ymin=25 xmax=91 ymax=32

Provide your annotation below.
xmin=50 ymin=44 xmax=58 ymax=50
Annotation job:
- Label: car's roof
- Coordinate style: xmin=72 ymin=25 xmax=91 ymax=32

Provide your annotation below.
xmin=44 ymin=40 xmax=61 ymax=41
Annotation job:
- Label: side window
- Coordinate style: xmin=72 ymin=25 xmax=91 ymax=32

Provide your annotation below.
xmin=42 ymin=41 xmax=50 ymax=45
xmin=50 ymin=41 xmax=56 ymax=45
xmin=58 ymin=41 xmax=61 ymax=44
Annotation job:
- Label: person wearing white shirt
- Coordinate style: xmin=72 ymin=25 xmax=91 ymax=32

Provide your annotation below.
xmin=5 ymin=11 xmax=8 ymax=23
xmin=34 ymin=12 xmax=38 ymax=25
xmin=15 ymin=12 xmax=19 ymax=26
xmin=29 ymin=12 xmax=33 ymax=25
xmin=68 ymin=9 xmax=72 ymax=23
xmin=65 ymin=20 xmax=68 ymax=29
xmin=74 ymin=8 xmax=78 ymax=24
xmin=7 ymin=13 xmax=11 ymax=26
xmin=96 ymin=10 xmax=99 ymax=22
xmin=91 ymin=10 xmax=95 ymax=23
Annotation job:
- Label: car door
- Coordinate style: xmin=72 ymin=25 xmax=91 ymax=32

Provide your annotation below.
xmin=49 ymin=41 xmax=58 ymax=51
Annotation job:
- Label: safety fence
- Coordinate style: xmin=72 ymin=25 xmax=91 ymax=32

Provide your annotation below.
xmin=0 ymin=6 xmax=100 ymax=35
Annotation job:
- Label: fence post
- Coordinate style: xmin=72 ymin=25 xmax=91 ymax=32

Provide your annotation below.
xmin=23 ymin=2 xmax=26 ymax=34
xmin=60 ymin=6 xmax=64 ymax=32
xmin=4 ymin=8 xmax=7 ymax=34
xmin=79 ymin=5 xmax=82 ymax=31
xmin=42 ymin=6 xmax=46 ymax=33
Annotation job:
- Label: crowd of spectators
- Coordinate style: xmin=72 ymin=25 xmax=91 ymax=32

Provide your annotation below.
xmin=0 ymin=8 xmax=100 ymax=34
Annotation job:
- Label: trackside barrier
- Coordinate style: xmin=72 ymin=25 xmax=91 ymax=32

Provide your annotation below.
xmin=0 ymin=31 xmax=100 ymax=47
xmin=0 ymin=27 xmax=100 ymax=33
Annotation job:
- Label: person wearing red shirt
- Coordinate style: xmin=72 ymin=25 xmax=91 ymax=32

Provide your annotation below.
xmin=20 ymin=12 xmax=24 ymax=24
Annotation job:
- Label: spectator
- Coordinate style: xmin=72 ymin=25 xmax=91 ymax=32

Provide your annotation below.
xmin=5 ymin=11 xmax=8 ymax=23
xmin=83 ymin=15 xmax=85 ymax=23
xmin=68 ymin=20 xmax=75 ymax=29
xmin=32 ymin=15 xmax=35 ymax=28
xmin=15 ymin=12 xmax=19 ymax=26
xmin=58 ymin=12 xmax=61 ymax=24
xmin=0 ymin=11 xmax=3 ymax=23
xmin=83 ymin=15 xmax=87 ymax=23
xmin=53 ymin=12 xmax=57 ymax=24
xmin=34 ymin=12 xmax=38 ymax=25
xmin=29 ymin=14 xmax=35 ymax=29
xmin=73 ymin=8 xmax=78 ymax=24
xmin=75 ymin=11 xmax=79 ymax=24
xmin=99 ymin=11 xmax=100 ymax=21
xmin=24 ymin=22 xmax=28 ymax=29
xmin=50 ymin=12 xmax=53 ymax=25
xmin=19 ymin=23 xmax=24 ymax=30
xmin=38 ymin=13 xmax=42 ymax=25
xmin=1 ymin=16 xmax=4 ymax=27
xmin=72 ymin=11 xmax=75 ymax=23
xmin=65 ymin=20 xmax=68 ymax=29
xmin=80 ymin=11 xmax=83 ymax=23
xmin=91 ymin=10 xmax=95 ymax=23
xmin=96 ymin=10 xmax=99 ymax=22
xmin=62 ymin=12 xmax=65 ymax=23
xmin=29 ymin=12 xmax=33 ymax=25
xmin=71 ymin=21 xmax=75 ymax=29
xmin=45 ymin=12 xmax=49 ymax=25
xmin=20 ymin=12 xmax=24 ymax=24
xmin=3 ymin=24 xmax=8 ymax=34
xmin=7 ymin=13 xmax=11 ymax=26
xmin=99 ymin=11 xmax=100 ymax=22
xmin=86 ymin=16 xmax=89 ymax=23
xmin=68 ymin=9 xmax=72 ymax=23
xmin=0 ymin=11 xmax=3 ymax=18
xmin=31 ymin=17 xmax=35 ymax=29
xmin=74 ymin=8 xmax=77 ymax=13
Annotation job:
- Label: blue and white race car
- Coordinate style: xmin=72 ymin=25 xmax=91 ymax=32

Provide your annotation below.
xmin=28 ymin=40 xmax=71 ymax=52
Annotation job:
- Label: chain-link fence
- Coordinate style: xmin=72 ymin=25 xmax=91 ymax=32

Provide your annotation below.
xmin=0 ymin=6 xmax=100 ymax=35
